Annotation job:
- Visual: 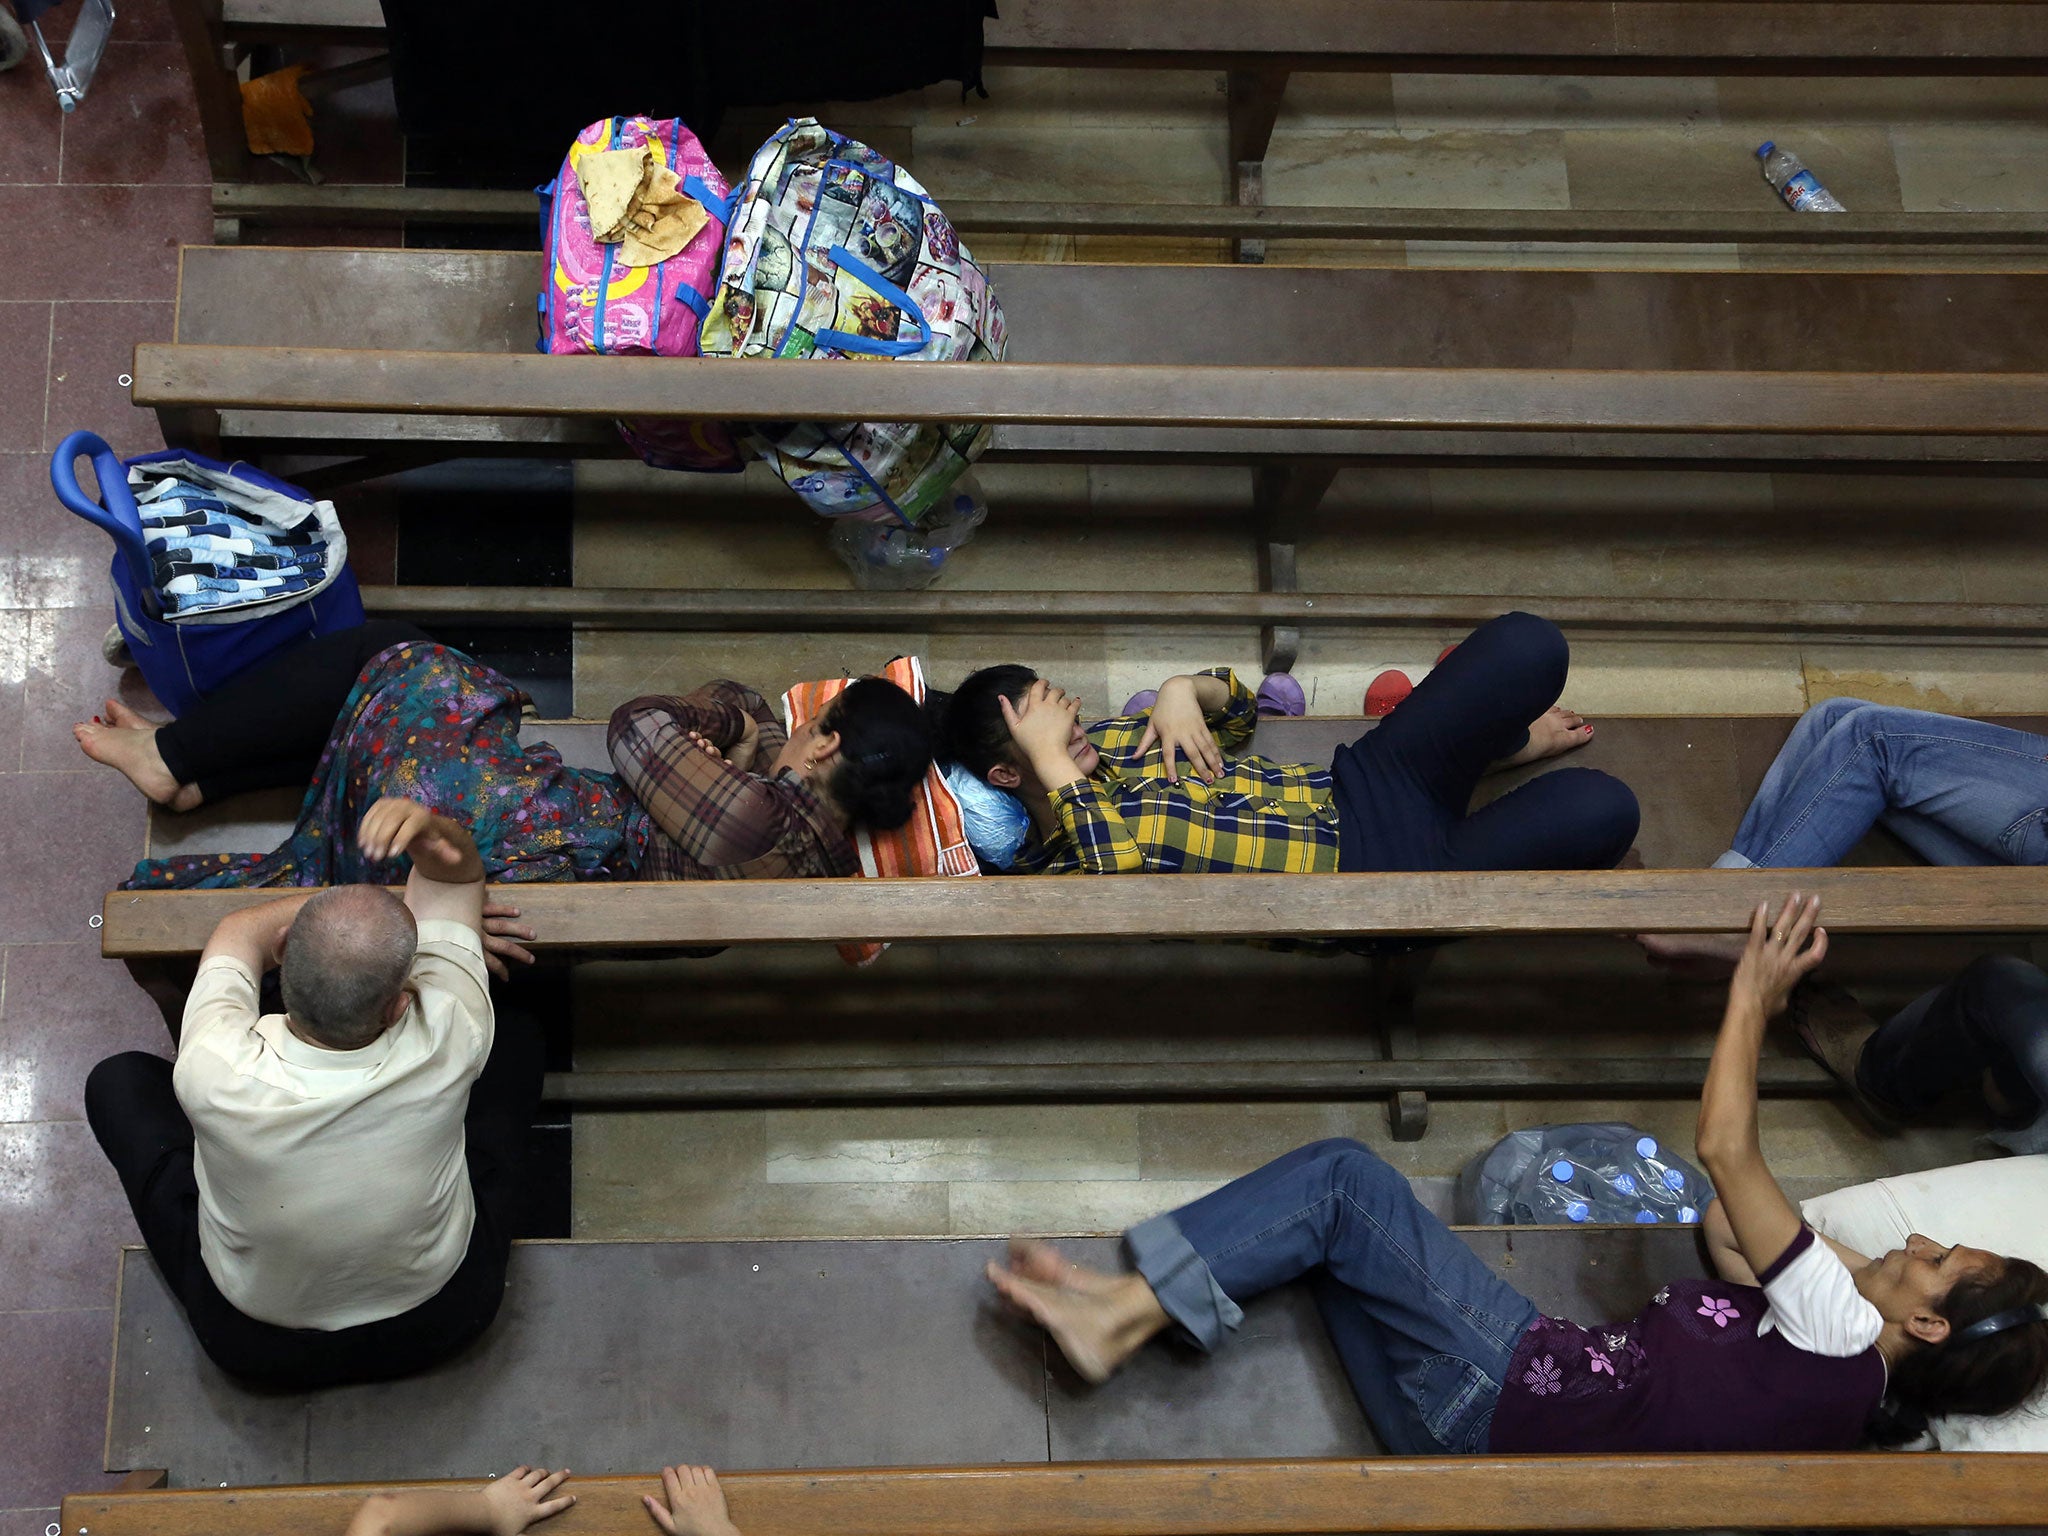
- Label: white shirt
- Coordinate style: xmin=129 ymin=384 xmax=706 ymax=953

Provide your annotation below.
xmin=1758 ymin=1226 xmax=1887 ymax=1357
xmin=173 ymin=919 xmax=494 ymax=1330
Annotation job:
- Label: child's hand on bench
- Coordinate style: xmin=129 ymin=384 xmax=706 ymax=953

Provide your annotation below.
xmin=343 ymin=1465 xmax=573 ymax=1536
xmin=645 ymin=1463 xmax=742 ymax=1536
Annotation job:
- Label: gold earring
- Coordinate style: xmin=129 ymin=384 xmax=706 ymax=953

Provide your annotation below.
xmin=803 ymin=758 xmax=815 ymax=772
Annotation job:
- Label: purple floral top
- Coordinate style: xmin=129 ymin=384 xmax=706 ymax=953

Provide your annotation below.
xmin=1490 ymin=1230 xmax=1886 ymax=1453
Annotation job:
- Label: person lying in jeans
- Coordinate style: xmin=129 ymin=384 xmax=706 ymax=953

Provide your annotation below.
xmin=1643 ymin=696 xmax=2048 ymax=969
xmin=987 ymin=896 xmax=2048 ymax=1454
xmin=85 ymin=800 xmax=540 ymax=1390
xmin=927 ymin=611 xmax=1639 ymax=879
xmin=1794 ymin=954 xmax=2048 ymax=1153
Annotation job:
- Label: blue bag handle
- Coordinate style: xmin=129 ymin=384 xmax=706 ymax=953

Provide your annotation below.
xmin=683 ymin=174 xmax=737 ymax=230
xmin=816 ymin=244 xmax=933 ymax=358
xmin=51 ymin=430 xmax=152 ymax=594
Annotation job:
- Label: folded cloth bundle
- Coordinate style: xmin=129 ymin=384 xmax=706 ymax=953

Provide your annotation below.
xmin=136 ymin=473 xmax=331 ymax=619
xmin=573 ymin=142 xmax=707 ymax=267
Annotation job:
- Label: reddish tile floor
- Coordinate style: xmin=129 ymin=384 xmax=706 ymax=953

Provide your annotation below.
xmin=1 ymin=14 xmax=235 ymax=1520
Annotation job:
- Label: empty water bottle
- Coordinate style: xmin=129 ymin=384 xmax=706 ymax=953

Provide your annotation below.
xmin=1456 ymin=1123 xmax=1716 ymax=1225
xmin=828 ymin=471 xmax=989 ymax=591
xmin=1757 ymin=141 xmax=1846 ymax=213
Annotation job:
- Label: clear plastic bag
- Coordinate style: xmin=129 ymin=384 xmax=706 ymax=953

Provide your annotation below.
xmin=1455 ymin=1122 xmax=1715 ymax=1226
xmin=828 ymin=473 xmax=988 ymax=591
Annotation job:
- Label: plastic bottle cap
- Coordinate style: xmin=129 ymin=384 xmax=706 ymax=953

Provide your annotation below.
xmin=1757 ymin=141 xmax=1775 ymax=157
xmin=1614 ymin=1174 xmax=1637 ymax=1196
xmin=1663 ymin=1168 xmax=1687 ymax=1190
xmin=1550 ymin=1160 xmax=1575 ymax=1182
xmin=1635 ymin=1210 xmax=1660 ymax=1224
xmin=1566 ymin=1201 xmax=1590 ymax=1222
xmin=1679 ymin=1207 xmax=1700 ymax=1224
xmin=1635 ymin=1136 xmax=1658 ymax=1158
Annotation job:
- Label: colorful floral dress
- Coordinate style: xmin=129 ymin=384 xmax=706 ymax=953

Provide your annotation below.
xmin=127 ymin=643 xmax=650 ymax=890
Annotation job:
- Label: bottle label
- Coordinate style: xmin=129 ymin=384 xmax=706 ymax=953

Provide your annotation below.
xmin=1783 ymin=171 xmax=1828 ymax=212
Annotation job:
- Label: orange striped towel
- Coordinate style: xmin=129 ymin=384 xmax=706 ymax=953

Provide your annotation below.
xmin=783 ymin=655 xmax=977 ymax=966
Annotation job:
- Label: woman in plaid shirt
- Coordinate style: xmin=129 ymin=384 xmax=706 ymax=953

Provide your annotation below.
xmin=928 ymin=611 xmax=1638 ymax=877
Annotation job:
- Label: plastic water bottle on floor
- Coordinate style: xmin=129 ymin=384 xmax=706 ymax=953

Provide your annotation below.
xmin=1757 ymin=141 xmax=1846 ymax=212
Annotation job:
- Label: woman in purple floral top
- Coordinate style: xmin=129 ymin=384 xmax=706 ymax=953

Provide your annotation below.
xmin=987 ymin=893 xmax=2048 ymax=1454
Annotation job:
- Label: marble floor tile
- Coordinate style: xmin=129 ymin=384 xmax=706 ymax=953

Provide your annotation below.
xmin=20 ymin=605 xmax=159 ymax=772
xmin=0 ymin=943 xmax=163 ymax=1125
xmin=1564 ymin=125 xmax=1900 ymax=212
xmin=44 ymin=301 xmax=173 ymax=455
xmin=0 ymin=612 xmax=24 ymax=769
xmin=1 ymin=450 xmax=111 ymax=611
xmin=947 ymin=1178 xmax=1223 ymax=1235
xmin=0 ymin=771 xmax=148 ymax=945
xmin=764 ymin=1105 xmax=1142 ymax=1185
xmin=1393 ymin=74 xmax=1716 ymax=134
xmin=0 ymin=60 xmax=64 ymax=184
xmin=572 ymin=1111 xmax=951 ymax=1239
xmin=1271 ymin=70 xmax=1398 ymax=131
xmin=573 ymin=630 xmax=933 ymax=719
xmin=1266 ymin=127 xmax=1571 ymax=210
xmin=56 ymin=43 xmax=209 ymax=186
xmin=0 ymin=184 xmax=209 ymax=300
xmin=0 ymin=305 xmax=52 ymax=454
xmin=1800 ymin=646 xmax=2048 ymax=716
xmin=1541 ymin=638 xmax=1812 ymax=716
xmin=0 ymin=1306 xmax=120 ymax=1510
xmin=1136 ymin=1101 xmax=1508 ymax=1182
xmin=1891 ymin=124 xmax=2048 ymax=212
xmin=0 ymin=1119 xmax=138 ymax=1310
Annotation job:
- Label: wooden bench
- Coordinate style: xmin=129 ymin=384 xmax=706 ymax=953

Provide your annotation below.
xmin=63 ymin=1455 xmax=2048 ymax=1536
xmin=101 ymin=711 xmax=2048 ymax=1131
xmin=142 ymin=248 xmax=2048 ymax=666
xmin=175 ymin=0 xmax=2048 ymax=258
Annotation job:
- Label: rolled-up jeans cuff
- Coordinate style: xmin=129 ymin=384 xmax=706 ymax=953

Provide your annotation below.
xmin=1125 ymin=1213 xmax=1243 ymax=1352
xmin=1712 ymin=849 xmax=1756 ymax=869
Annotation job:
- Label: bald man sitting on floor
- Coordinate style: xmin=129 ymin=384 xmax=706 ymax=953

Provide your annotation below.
xmin=85 ymin=799 xmax=542 ymax=1390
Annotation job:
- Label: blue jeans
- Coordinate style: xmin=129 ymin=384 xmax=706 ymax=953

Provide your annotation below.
xmin=1127 ymin=1139 xmax=1538 ymax=1454
xmin=1718 ymin=698 xmax=2048 ymax=869
xmin=1858 ymin=954 xmax=2048 ymax=1154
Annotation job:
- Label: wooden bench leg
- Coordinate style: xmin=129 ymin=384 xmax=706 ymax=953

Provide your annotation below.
xmin=1372 ymin=946 xmax=1438 ymax=1141
xmin=1254 ymin=462 xmax=1337 ymax=676
xmin=152 ymin=405 xmax=224 ymax=459
xmin=167 ymin=0 xmax=248 ymax=183
xmin=119 ymin=1468 xmax=170 ymax=1490
xmin=1227 ymin=68 xmax=1288 ymax=265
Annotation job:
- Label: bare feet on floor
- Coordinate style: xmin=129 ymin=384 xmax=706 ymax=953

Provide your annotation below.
xmin=645 ymin=1464 xmax=742 ymax=1536
xmin=1633 ymin=931 xmax=1750 ymax=976
xmin=1497 ymin=705 xmax=1594 ymax=769
xmin=985 ymin=1238 xmax=1170 ymax=1384
xmin=73 ymin=698 xmax=200 ymax=811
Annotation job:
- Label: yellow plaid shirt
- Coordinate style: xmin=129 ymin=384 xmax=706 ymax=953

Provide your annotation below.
xmin=1010 ymin=668 xmax=1342 ymax=876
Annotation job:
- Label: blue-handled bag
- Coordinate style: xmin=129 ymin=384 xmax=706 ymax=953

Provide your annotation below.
xmin=50 ymin=431 xmax=365 ymax=717
xmin=698 ymin=118 xmax=1007 ymax=526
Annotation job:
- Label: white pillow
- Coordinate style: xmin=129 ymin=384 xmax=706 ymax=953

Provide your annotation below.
xmin=1802 ymin=1155 xmax=2048 ymax=1452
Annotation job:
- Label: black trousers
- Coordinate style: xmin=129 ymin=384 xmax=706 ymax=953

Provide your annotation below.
xmin=1857 ymin=954 xmax=2048 ymax=1137
xmin=84 ymin=984 xmax=542 ymax=1390
xmin=1331 ymin=611 xmax=1641 ymax=873
xmin=154 ymin=619 xmax=432 ymax=804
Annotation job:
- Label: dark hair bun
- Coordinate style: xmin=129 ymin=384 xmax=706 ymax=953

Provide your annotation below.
xmin=825 ymin=676 xmax=936 ymax=832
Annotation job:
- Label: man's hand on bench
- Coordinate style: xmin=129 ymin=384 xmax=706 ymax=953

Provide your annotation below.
xmin=481 ymin=902 xmax=537 ymax=983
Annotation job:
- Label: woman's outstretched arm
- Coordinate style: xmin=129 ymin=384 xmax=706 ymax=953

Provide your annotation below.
xmin=1694 ymin=893 xmax=1828 ymax=1282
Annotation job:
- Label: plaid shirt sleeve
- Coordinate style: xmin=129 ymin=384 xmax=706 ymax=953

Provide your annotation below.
xmin=1046 ymin=778 xmax=1145 ymax=873
xmin=1201 ymin=667 xmax=1258 ymax=752
xmin=607 ymin=683 xmax=793 ymax=868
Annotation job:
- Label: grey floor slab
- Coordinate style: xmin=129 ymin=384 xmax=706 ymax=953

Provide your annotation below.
xmin=111 ymin=1230 xmax=1713 ymax=1487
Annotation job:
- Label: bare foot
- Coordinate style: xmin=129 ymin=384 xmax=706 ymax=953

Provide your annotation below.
xmin=1004 ymin=1236 xmax=1124 ymax=1297
xmin=1496 ymin=705 xmax=1594 ymax=769
xmin=102 ymin=696 xmax=156 ymax=730
xmin=74 ymin=716 xmax=191 ymax=808
xmin=645 ymin=1464 xmax=741 ymax=1536
xmin=1634 ymin=931 xmax=1749 ymax=975
xmin=985 ymin=1244 xmax=1169 ymax=1384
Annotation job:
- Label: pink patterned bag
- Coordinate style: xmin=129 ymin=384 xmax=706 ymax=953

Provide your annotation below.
xmin=538 ymin=116 xmax=743 ymax=472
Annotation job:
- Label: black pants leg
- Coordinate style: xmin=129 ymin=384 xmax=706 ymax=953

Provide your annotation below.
xmin=155 ymin=620 xmax=432 ymax=803
xmin=1856 ymin=955 xmax=2048 ymax=1130
xmin=1331 ymin=611 xmax=1640 ymax=872
xmin=84 ymin=989 xmax=542 ymax=1391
